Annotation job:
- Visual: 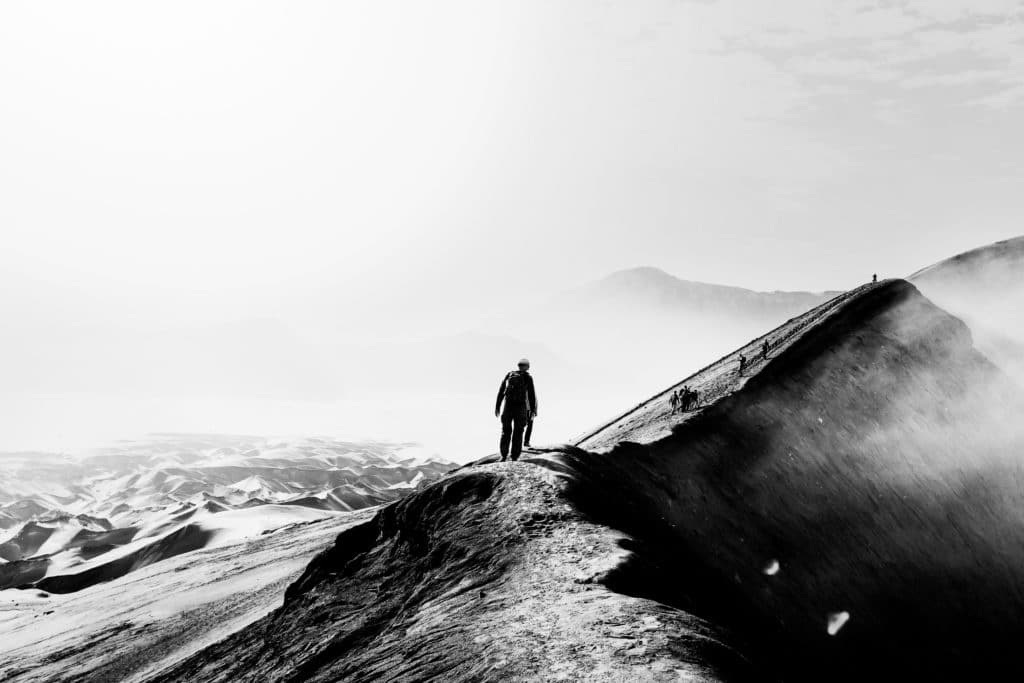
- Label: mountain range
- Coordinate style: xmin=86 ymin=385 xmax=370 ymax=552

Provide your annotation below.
xmin=0 ymin=435 xmax=452 ymax=594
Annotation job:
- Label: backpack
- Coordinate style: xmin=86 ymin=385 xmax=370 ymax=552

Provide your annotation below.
xmin=504 ymin=371 xmax=529 ymax=409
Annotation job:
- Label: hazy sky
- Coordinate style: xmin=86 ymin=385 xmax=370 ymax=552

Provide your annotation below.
xmin=2 ymin=1 xmax=1023 ymax=454
xmin=3 ymin=0 xmax=1023 ymax=332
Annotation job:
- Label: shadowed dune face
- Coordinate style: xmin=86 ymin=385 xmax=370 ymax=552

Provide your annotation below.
xmin=557 ymin=281 xmax=1024 ymax=680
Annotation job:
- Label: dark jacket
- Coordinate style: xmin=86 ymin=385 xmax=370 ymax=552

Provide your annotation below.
xmin=495 ymin=370 xmax=537 ymax=416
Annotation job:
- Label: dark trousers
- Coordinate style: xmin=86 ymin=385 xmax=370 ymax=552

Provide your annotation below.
xmin=500 ymin=409 xmax=529 ymax=460
xmin=524 ymin=416 xmax=534 ymax=447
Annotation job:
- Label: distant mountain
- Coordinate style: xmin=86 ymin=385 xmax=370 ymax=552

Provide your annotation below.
xmin=483 ymin=266 xmax=838 ymax=402
xmin=910 ymin=236 xmax=1024 ymax=383
xmin=557 ymin=266 xmax=836 ymax=321
xmin=0 ymin=435 xmax=453 ymax=593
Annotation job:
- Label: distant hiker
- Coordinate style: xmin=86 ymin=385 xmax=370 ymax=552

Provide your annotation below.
xmin=676 ymin=386 xmax=696 ymax=412
xmin=738 ymin=354 xmax=747 ymax=375
xmin=690 ymin=388 xmax=700 ymax=409
xmin=495 ymin=358 xmax=538 ymax=461
xmin=670 ymin=390 xmax=680 ymax=413
xmin=762 ymin=339 xmax=770 ymax=360
xmin=872 ymin=273 xmax=878 ymax=283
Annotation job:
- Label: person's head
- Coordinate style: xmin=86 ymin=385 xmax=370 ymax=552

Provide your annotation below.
xmin=517 ymin=358 xmax=530 ymax=371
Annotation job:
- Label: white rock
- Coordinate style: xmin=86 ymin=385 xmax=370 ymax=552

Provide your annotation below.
xmin=827 ymin=611 xmax=850 ymax=636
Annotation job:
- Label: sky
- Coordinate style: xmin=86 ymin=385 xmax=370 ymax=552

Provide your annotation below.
xmin=1 ymin=0 xmax=1023 ymax=454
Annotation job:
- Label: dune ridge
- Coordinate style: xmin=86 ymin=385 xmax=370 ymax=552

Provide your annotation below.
xmin=148 ymin=278 xmax=1024 ymax=681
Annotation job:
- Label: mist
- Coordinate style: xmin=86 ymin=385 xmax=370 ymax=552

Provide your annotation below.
xmin=3 ymin=0 xmax=1023 ymax=461
xmin=911 ymin=237 xmax=1024 ymax=387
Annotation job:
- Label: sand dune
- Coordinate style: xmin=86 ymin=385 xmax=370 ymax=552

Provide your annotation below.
xmin=0 ymin=509 xmax=375 ymax=683
xmin=34 ymin=506 xmax=337 ymax=595
xmin=150 ymin=274 xmax=1024 ymax=682
xmin=0 ymin=438 xmax=450 ymax=594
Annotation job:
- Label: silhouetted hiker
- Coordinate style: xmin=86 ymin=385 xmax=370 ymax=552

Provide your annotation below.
xmin=873 ymin=273 xmax=878 ymax=283
xmin=670 ymin=390 xmax=680 ymax=413
xmin=681 ymin=387 xmax=691 ymax=411
xmin=495 ymin=358 xmax=537 ymax=461
xmin=690 ymin=388 xmax=700 ymax=409
xmin=762 ymin=338 xmax=770 ymax=360
xmin=738 ymin=354 xmax=747 ymax=375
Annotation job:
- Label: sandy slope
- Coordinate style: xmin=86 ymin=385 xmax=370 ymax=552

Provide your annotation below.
xmin=0 ymin=508 xmax=374 ymax=683
xmin=147 ymin=465 xmax=750 ymax=682
xmin=576 ymin=281 xmax=881 ymax=449
xmin=147 ymin=278 xmax=1024 ymax=682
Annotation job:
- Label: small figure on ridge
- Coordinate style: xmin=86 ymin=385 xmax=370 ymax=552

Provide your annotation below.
xmin=495 ymin=358 xmax=538 ymax=462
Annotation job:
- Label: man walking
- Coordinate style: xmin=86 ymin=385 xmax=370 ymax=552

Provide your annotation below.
xmin=495 ymin=358 xmax=538 ymax=461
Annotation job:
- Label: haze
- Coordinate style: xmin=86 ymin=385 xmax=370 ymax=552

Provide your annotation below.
xmin=3 ymin=0 xmax=1023 ymax=459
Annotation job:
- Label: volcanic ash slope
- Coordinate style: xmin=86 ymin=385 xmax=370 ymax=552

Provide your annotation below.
xmin=155 ymin=280 xmax=1024 ymax=682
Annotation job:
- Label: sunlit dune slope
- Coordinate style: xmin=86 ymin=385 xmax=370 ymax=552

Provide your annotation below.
xmin=576 ymin=280 xmax=880 ymax=449
xmin=0 ymin=509 xmax=374 ymax=683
